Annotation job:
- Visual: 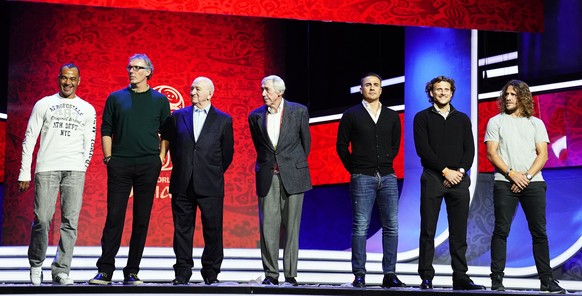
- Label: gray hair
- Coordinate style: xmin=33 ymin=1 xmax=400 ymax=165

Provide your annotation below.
xmin=129 ymin=53 xmax=154 ymax=80
xmin=261 ymin=75 xmax=286 ymax=94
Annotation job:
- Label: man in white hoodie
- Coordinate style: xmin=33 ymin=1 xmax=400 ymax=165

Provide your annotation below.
xmin=18 ymin=63 xmax=96 ymax=286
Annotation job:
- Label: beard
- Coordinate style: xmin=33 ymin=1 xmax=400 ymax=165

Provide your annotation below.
xmin=505 ymin=103 xmax=519 ymax=115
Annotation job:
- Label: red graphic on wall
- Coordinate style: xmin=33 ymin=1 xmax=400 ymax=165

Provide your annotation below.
xmin=14 ymin=0 xmax=543 ymax=32
xmin=3 ymin=3 xmax=270 ymax=247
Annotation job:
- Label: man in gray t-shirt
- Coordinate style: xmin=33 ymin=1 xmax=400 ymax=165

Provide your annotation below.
xmin=484 ymin=79 xmax=565 ymax=294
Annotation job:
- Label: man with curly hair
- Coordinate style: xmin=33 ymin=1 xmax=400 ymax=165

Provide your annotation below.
xmin=413 ymin=76 xmax=483 ymax=291
xmin=485 ymin=80 xmax=565 ymax=293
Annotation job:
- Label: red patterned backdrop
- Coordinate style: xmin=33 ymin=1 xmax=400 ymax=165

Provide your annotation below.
xmin=16 ymin=0 xmax=543 ymax=32
xmin=3 ymin=2 xmax=278 ymax=247
xmin=3 ymin=0 xmax=549 ymax=247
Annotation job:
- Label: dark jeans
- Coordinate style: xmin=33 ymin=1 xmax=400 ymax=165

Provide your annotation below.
xmin=491 ymin=181 xmax=551 ymax=279
xmin=418 ymin=169 xmax=470 ymax=281
xmin=97 ymin=157 xmax=162 ymax=276
xmin=350 ymin=173 xmax=399 ymax=275
xmin=172 ymin=180 xmax=223 ymax=281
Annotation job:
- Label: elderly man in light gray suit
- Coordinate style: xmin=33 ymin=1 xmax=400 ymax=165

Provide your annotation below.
xmin=248 ymin=75 xmax=312 ymax=287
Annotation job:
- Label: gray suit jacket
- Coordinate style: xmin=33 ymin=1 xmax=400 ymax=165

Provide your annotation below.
xmin=248 ymin=100 xmax=312 ymax=197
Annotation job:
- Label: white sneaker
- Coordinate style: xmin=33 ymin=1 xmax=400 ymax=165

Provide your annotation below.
xmin=30 ymin=267 xmax=43 ymax=286
xmin=53 ymin=273 xmax=74 ymax=285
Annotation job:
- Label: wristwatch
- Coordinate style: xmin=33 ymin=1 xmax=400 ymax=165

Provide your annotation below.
xmin=458 ymin=168 xmax=465 ymax=174
xmin=103 ymin=156 xmax=112 ymax=164
xmin=526 ymin=173 xmax=533 ymax=180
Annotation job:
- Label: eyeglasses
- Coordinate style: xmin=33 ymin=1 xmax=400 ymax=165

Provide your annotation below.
xmin=126 ymin=65 xmax=149 ymax=72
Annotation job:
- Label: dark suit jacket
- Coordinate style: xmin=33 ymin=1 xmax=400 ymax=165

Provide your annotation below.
xmin=164 ymin=105 xmax=234 ymax=197
xmin=248 ymin=100 xmax=312 ymax=197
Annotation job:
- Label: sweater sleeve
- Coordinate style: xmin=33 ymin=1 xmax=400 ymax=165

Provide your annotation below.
xmin=101 ymin=94 xmax=114 ymax=137
xmin=391 ymin=112 xmax=402 ymax=158
xmin=460 ymin=115 xmax=475 ymax=170
xmin=84 ymin=105 xmax=97 ymax=168
xmin=413 ymin=111 xmax=446 ymax=172
xmin=18 ymin=99 xmax=46 ymax=181
xmin=336 ymin=111 xmax=352 ymax=173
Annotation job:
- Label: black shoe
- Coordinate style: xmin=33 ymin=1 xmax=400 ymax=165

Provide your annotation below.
xmin=540 ymin=278 xmax=566 ymax=294
xmin=123 ymin=273 xmax=144 ymax=285
xmin=172 ymin=276 xmax=190 ymax=285
xmin=352 ymin=274 xmax=365 ymax=288
xmin=453 ymin=278 xmax=486 ymax=290
xmin=262 ymin=276 xmax=279 ymax=285
xmin=382 ymin=273 xmax=407 ymax=288
xmin=203 ymin=277 xmax=219 ymax=285
xmin=88 ymin=272 xmax=112 ymax=285
xmin=491 ymin=274 xmax=505 ymax=291
xmin=284 ymin=277 xmax=298 ymax=286
xmin=420 ymin=279 xmax=433 ymax=289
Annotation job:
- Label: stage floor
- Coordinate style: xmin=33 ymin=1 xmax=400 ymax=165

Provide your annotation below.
xmin=0 ymin=283 xmax=580 ymax=296
xmin=0 ymin=246 xmax=580 ymax=295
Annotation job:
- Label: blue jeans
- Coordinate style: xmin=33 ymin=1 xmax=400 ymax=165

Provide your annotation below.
xmin=28 ymin=171 xmax=85 ymax=276
xmin=350 ymin=173 xmax=399 ymax=275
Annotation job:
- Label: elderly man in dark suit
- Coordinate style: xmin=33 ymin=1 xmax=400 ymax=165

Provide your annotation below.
xmin=162 ymin=76 xmax=234 ymax=285
xmin=248 ymin=75 xmax=312 ymax=287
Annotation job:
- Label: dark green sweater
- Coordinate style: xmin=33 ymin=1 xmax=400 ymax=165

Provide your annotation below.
xmin=101 ymin=87 xmax=170 ymax=163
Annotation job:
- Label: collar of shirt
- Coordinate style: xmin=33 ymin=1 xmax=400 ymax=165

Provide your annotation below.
xmin=194 ymin=104 xmax=211 ymax=114
xmin=433 ymin=103 xmax=450 ymax=119
xmin=362 ymin=99 xmax=382 ymax=123
xmin=267 ymin=99 xmax=284 ymax=114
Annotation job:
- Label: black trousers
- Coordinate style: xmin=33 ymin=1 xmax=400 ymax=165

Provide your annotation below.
xmin=491 ymin=181 xmax=551 ymax=279
xmin=97 ymin=157 xmax=161 ymax=276
xmin=171 ymin=180 xmax=224 ymax=281
xmin=418 ymin=169 xmax=471 ymax=281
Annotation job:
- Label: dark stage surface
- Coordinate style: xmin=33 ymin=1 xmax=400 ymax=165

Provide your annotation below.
xmin=0 ymin=283 xmax=580 ymax=296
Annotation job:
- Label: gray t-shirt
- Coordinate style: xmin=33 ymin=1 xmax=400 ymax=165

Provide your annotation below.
xmin=484 ymin=113 xmax=549 ymax=182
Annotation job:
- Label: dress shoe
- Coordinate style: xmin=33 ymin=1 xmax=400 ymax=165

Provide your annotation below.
xmin=352 ymin=274 xmax=365 ymax=288
xmin=453 ymin=278 xmax=486 ymax=290
xmin=262 ymin=276 xmax=279 ymax=285
xmin=284 ymin=277 xmax=298 ymax=286
xmin=382 ymin=273 xmax=407 ymax=288
xmin=420 ymin=279 xmax=433 ymax=289
xmin=490 ymin=274 xmax=505 ymax=291
xmin=171 ymin=276 xmax=189 ymax=285
xmin=203 ymin=277 xmax=219 ymax=285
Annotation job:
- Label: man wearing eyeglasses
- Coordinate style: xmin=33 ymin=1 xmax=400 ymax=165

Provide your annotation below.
xmin=19 ymin=63 xmax=96 ymax=286
xmin=413 ymin=76 xmax=483 ymax=290
xmin=89 ymin=54 xmax=170 ymax=285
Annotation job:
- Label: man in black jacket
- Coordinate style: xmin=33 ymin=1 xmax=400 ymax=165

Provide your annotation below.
xmin=413 ymin=75 xmax=483 ymax=290
xmin=164 ymin=76 xmax=234 ymax=285
xmin=336 ymin=73 xmax=405 ymax=289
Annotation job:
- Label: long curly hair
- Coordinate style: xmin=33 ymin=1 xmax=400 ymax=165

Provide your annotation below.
xmin=497 ymin=80 xmax=534 ymax=118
